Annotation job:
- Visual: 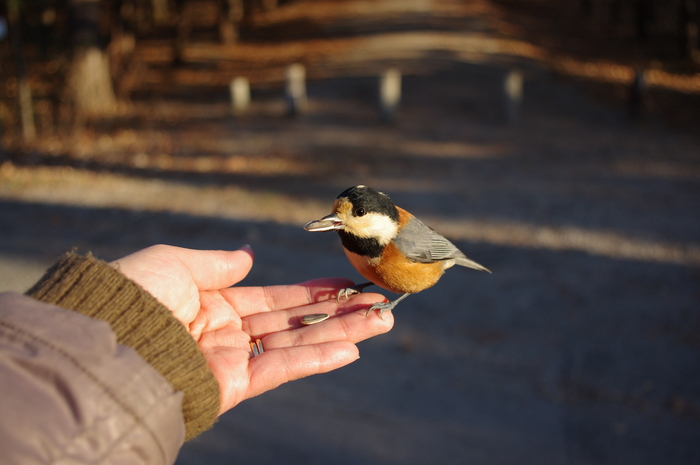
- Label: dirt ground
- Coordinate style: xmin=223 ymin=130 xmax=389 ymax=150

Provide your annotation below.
xmin=1 ymin=0 xmax=700 ymax=463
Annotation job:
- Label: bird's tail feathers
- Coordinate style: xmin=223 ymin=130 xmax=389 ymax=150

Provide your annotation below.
xmin=455 ymin=256 xmax=491 ymax=273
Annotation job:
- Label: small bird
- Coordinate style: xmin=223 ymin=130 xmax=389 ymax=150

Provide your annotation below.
xmin=304 ymin=185 xmax=490 ymax=317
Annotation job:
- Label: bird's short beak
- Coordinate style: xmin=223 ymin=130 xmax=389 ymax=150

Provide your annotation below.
xmin=304 ymin=213 xmax=344 ymax=232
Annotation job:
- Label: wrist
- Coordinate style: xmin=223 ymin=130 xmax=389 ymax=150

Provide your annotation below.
xmin=26 ymin=252 xmax=220 ymax=440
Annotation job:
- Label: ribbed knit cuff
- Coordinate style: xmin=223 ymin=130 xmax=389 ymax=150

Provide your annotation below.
xmin=26 ymin=252 xmax=220 ymax=440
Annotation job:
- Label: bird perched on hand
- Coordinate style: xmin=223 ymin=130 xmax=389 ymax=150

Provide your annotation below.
xmin=304 ymin=185 xmax=490 ymax=317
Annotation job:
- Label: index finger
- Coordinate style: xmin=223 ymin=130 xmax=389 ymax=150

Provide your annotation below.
xmin=220 ymin=278 xmax=356 ymax=317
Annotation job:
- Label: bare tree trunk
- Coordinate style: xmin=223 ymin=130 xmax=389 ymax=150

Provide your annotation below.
xmin=174 ymin=0 xmax=192 ymax=66
xmin=68 ymin=0 xmax=117 ymax=120
xmin=610 ymin=0 xmax=623 ymax=26
xmin=680 ymin=0 xmax=700 ymax=62
xmin=8 ymin=0 xmax=36 ymax=142
xmin=68 ymin=48 xmax=118 ymax=117
xmin=152 ymin=0 xmax=169 ymax=25
xmin=635 ymin=0 xmax=652 ymax=40
xmin=219 ymin=0 xmax=244 ymax=44
xmin=261 ymin=0 xmax=278 ymax=12
xmin=580 ymin=0 xmax=593 ymax=17
xmin=110 ymin=1 xmax=138 ymax=98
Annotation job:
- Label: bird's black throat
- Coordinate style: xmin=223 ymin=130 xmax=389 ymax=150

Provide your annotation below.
xmin=338 ymin=231 xmax=384 ymax=258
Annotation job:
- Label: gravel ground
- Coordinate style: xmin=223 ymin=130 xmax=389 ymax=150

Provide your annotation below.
xmin=1 ymin=0 xmax=699 ymax=463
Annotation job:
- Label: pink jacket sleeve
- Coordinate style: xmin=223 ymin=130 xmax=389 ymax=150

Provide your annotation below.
xmin=0 ymin=292 xmax=185 ymax=465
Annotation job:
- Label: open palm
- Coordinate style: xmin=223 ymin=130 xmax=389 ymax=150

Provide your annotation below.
xmin=111 ymin=244 xmax=393 ymax=414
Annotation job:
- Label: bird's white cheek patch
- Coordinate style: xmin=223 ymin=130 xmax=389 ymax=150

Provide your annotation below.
xmin=347 ymin=212 xmax=399 ymax=246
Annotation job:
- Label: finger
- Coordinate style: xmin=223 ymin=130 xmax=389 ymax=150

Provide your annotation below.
xmin=179 ymin=246 xmax=255 ymax=290
xmin=220 ymin=278 xmax=357 ymax=317
xmin=244 ymin=341 xmax=360 ymax=402
xmin=198 ymin=293 xmax=391 ymax=356
xmin=257 ymin=299 xmax=394 ymax=348
xmin=242 ymin=292 xmax=387 ymax=337
xmin=115 ymin=244 xmax=255 ymax=292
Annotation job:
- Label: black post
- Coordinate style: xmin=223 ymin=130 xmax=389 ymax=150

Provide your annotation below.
xmin=628 ymin=69 xmax=647 ymax=119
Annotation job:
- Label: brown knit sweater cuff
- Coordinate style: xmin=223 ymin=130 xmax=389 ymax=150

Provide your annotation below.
xmin=26 ymin=252 xmax=220 ymax=441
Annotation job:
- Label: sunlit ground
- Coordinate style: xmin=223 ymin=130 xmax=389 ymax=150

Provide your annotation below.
xmin=1 ymin=1 xmax=699 ymax=463
xmin=2 ymin=160 xmax=699 ymax=266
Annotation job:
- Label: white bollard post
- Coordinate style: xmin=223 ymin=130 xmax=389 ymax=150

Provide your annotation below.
xmin=379 ymin=67 xmax=401 ymax=122
xmin=503 ymin=69 xmax=523 ymax=124
xmin=230 ymin=77 xmax=250 ymax=115
xmin=285 ymin=63 xmax=308 ymax=116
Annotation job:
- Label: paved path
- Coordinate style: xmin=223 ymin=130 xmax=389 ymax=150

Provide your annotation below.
xmin=1 ymin=0 xmax=699 ymax=463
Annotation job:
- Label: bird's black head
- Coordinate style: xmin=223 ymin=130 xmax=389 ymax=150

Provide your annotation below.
xmin=336 ymin=185 xmax=399 ymax=223
xmin=304 ymin=185 xmax=401 ymax=257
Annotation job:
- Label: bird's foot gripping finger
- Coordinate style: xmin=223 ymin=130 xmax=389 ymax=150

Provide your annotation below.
xmin=337 ymin=287 xmax=361 ymax=302
xmin=336 ymin=282 xmax=374 ymax=302
xmin=366 ymin=293 xmax=410 ymax=319
xmin=365 ymin=301 xmax=395 ymax=320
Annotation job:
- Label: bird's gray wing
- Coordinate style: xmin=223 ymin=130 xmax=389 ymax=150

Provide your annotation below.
xmin=393 ymin=217 xmax=489 ymax=272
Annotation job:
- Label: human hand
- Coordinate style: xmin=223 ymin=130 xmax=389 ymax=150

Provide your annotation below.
xmin=110 ymin=244 xmax=393 ymax=414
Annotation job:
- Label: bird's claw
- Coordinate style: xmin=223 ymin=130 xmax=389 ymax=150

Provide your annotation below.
xmin=336 ymin=287 xmax=361 ymax=302
xmin=336 ymin=282 xmax=374 ymax=302
xmin=365 ymin=301 xmax=395 ymax=320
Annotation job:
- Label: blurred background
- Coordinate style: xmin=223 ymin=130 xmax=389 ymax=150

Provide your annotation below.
xmin=1 ymin=0 xmax=700 ymax=463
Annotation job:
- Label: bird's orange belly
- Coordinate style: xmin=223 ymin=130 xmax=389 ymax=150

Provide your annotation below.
xmin=343 ymin=243 xmax=444 ymax=294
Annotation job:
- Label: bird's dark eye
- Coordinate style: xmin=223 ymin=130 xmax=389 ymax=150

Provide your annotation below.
xmin=355 ymin=207 xmax=366 ymax=217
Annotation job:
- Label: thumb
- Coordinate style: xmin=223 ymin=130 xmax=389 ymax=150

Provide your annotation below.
xmin=182 ymin=245 xmax=255 ymax=290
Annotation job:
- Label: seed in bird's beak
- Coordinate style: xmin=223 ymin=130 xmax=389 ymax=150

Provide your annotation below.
xmin=304 ymin=214 xmax=344 ymax=231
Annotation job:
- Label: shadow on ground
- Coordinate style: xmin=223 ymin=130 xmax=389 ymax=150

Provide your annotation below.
xmin=0 ymin=195 xmax=698 ymax=464
xmin=2 ymin=0 xmax=700 ymax=462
